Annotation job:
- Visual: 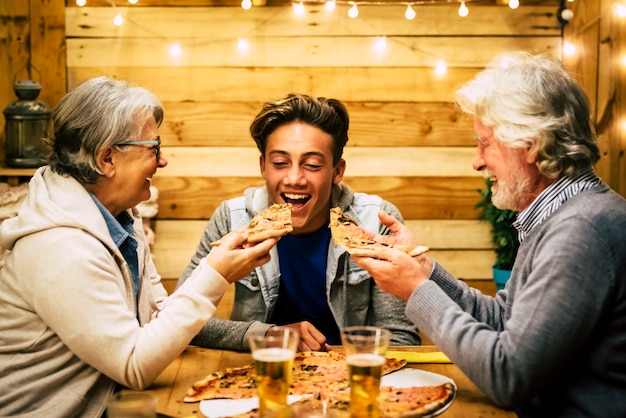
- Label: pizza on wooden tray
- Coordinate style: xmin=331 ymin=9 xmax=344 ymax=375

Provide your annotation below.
xmin=184 ymin=350 xmax=455 ymax=417
xmin=184 ymin=351 xmax=406 ymax=403
xmin=211 ymin=203 xmax=293 ymax=246
xmin=287 ymin=383 xmax=455 ymax=418
xmin=329 ymin=207 xmax=429 ymax=257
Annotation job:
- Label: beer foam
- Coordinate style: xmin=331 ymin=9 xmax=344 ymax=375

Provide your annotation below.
xmin=346 ymin=353 xmax=385 ymax=367
xmin=252 ymin=348 xmax=295 ymax=362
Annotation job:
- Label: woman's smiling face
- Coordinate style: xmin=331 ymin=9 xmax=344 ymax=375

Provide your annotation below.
xmin=260 ymin=122 xmax=345 ymax=236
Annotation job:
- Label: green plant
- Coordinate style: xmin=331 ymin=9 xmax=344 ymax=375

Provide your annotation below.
xmin=475 ymin=178 xmax=520 ymax=270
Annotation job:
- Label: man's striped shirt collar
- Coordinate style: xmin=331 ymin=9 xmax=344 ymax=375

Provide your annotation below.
xmin=513 ymin=168 xmax=603 ymax=243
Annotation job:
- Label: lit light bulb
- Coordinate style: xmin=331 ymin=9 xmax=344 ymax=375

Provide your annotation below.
xmin=435 ymin=60 xmax=447 ymax=77
xmin=621 ymin=55 xmax=626 ymax=66
xmin=241 ymin=0 xmax=252 ymax=10
xmin=293 ymin=1 xmax=305 ymax=15
xmin=325 ymin=0 xmax=336 ymax=11
xmin=76 ymin=0 xmax=86 ymax=6
xmin=622 ymin=119 xmax=626 ymax=131
xmin=348 ymin=3 xmax=359 ymax=18
xmin=563 ymin=41 xmax=576 ymax=57
xmin=374 ymin=36 xmax=387 ymax=53
xmin=128 ymin=0 xmax=138 ymax=4
xmin=170 ymin=43 xmax=182 ymax=58
xmin=458 ymin=1 xmax=469 ymax=17
xmin=617 ymin=4 xmax=626 ymax=18
xmin=560 ymin=8 xmax=574 ymax=21
xmin=113 ymin=13 xmax=124 ymax=26
xmin=405 ymin=5 xmax=416 ymax=20
xmin=238 ymin=38 xmax=249 ymax=52
xmin=508 ymin=0 xmax=519 ymax=9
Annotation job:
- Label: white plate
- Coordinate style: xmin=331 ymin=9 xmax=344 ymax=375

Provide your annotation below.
xmin=199 ymin=370 xmax=456 ymax=418
xmin=200 ymin=395 xmax=305 ymax=418
xmin=381 ymin=368 xmax=457 ymax=418
xmin=381 ymin=367 xmax=454 ymax=387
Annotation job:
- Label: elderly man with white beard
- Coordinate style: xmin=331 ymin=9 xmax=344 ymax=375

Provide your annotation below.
xmin=349 ymin=52 xmax=626 ymax=418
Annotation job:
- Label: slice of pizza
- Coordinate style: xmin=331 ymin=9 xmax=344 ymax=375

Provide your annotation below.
xmin=183 ymin=364 xmax=257 ymax=403
xmin=379 ymin=383 xmax=456 ymax=417
xmin=329 ymin=207 xmax=429 ymax=257
xmin=288 ymin=382 xmax=455 ymax=418
xmin=211 ymin=203 xmax=293 ymax=246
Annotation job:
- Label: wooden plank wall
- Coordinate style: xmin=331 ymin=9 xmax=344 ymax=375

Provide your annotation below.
xmin=0 ymin=0 xmax=67 ymax=163
xmin=63 ymin=2 xmax=563 ymax=295
xmin=563 ymin=0 xmax=626 ymax=200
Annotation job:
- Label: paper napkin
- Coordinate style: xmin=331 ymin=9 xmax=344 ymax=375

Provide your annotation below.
xmin=386 ymin=351 xmax=452 ymax=364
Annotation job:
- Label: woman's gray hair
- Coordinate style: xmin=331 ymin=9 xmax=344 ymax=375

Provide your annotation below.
xmin=455 ymin=51 xmax=600 ymax=179
xmin=45 ymin=76 xmax=164 ymax=184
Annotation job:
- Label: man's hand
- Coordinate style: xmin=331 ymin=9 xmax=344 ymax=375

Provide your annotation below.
xmin=280 ymin=322 xmax=332 ymax=352
xmin=352 ymin=246 xmax=432 ymax=301
xmin=356 ymin=211 xmax=418 ymax=248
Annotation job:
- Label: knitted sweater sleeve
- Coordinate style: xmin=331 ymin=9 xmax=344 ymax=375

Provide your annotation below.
xmin=405 ymin=211 xmax=621 ymax=408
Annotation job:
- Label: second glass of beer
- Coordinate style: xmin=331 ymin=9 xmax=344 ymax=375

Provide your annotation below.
xmin=341 ymin=326 xmax=391 ymax=418
xmin=249 ymin=326 xmax=300 ymax=417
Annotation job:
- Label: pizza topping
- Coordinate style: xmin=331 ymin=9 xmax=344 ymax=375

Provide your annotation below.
xmin=211 ymin=203 xmax=293 ymax=246
xmin=329 ymin=207 xmax=429 ymax=257
xmin=183 ymin=351 xmax=406 ymax=403
xmin=187 ymin=351 xmax=455 ymax=417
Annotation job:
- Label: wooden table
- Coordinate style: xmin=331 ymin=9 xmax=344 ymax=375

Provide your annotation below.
xmin=144 ymin=345 xmax=518 ymax=417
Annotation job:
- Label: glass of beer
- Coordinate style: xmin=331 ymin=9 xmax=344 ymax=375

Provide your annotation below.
xmin=106 ymin=392 xmax=157 ymax=418
xmin=249 ymin=326 xmax=300 ymax=418
xmin=341 ymin=326 xmax=391 ymax=418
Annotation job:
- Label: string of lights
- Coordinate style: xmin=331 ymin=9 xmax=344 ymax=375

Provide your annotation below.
xmin=73 ymin=0 xmax=580 ymax=75
xmin=76 ymin=0 xmax=533 ymax=20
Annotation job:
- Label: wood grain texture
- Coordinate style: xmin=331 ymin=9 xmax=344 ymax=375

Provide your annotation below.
xmin=153 ymin=147 xmax=481 ymax=177
xmin=158 ymin=101 xmax=474 ymax=147
xmin=66 ymin=36 xmax=560 ymax=68
xmin=152 ymin=217 xmax=495 ymax=281
xmin=65 ymin=5 xmax=561 ymax=38
xmin=69 ymin=0 xmax=559 ymax=7
xmin=67 ymin=66 xmax=483 ymax=102
xmin=151 ymin=176 xmax=485 ymax=220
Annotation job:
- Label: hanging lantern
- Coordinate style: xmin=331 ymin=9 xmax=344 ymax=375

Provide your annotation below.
xmin=3 ymin=80 xmax=51 ymax=168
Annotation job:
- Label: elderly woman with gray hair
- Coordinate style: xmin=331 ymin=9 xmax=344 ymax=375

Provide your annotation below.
xmin=0 ymin=76 xmax=277 ymax=417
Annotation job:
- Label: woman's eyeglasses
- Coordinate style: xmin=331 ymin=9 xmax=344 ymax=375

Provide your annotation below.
xmin=116 ymin=137 xmax=161 ymax=161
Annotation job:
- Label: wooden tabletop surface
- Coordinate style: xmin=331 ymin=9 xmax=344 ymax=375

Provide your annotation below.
xmin=142 ymin=345 xmax=518 ymax=418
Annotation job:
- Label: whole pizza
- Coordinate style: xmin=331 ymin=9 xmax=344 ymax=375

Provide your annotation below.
xmin=184 ymin=351 xmax=455 ymax=417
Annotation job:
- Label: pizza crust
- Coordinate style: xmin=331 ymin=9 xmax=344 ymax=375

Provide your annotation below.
xmin=329 ymin=207 xmax=428 ymax=257
xmin=184 ymin=351 xmax=406 ymax=403
xmin=211 ymin=203 xmax=293 ymax=246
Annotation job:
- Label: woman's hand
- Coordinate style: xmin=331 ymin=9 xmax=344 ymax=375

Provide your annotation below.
xmin=206 ymin=230 xmax=277 ymax=283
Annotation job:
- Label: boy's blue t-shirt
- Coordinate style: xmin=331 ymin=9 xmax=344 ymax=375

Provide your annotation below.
xmin=270 ymin=227 xmax=341 ymax=344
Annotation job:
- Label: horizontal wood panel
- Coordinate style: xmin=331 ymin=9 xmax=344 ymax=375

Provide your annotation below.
xmin=155 ymin=249 xmax=494 ymax=280
xmin=67 ymin=67 xmax=482 ymax=102
xmin=151 ymin=219 xmax=492 ymax=250
xmin=161 ymin=278 xmax=499 ymax=319
xmin=69 ymin=0 xmax=561 ymax=7
xmin=66 ymin=36 xmax=560 ymax=68
xmin=159 ymin=101 xmax=474 ymax=147
xmin=156 ymin=147 xmax=481 ymax=177
xmin=151 ymin=219 xmax=495 ymax=280
xmin=66 ymin=6 xmax=561 ymax=38
xmin=151 ymin=176 xmax=485 ymax=220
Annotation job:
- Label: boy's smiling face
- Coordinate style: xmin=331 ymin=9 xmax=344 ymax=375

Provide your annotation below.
xmin=260 ymin=122 xmax=345 ymax=236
